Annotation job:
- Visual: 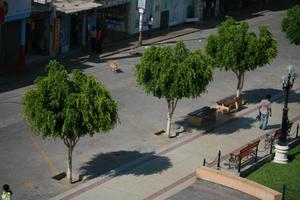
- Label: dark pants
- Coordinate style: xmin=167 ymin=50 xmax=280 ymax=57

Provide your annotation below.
xmin=96 ymin=41 xmax=102 ymax=54
xmin=148 ymin=25 xmax=152 ymax=38
xmin=91 ymin=38 xmax=96 ymax=52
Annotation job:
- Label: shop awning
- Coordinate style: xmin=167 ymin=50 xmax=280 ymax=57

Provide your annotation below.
xmin=97 ymin=0 xmax=130 ymax=8
xmin=54 ymin=0 xmax=102 ymax=14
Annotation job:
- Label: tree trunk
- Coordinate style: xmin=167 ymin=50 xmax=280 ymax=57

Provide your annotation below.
xmin=236 ymin=72 xmax=244 ymax=98
xmin=67 ymin=146 xmax=73 ymax=183
xmin=64 ymin=136 xmax=79 ymax=184
xmin=166 ymin=99 xmax=178 ymax=138
xmin=166 ymin=109 xmax=172 ymax=138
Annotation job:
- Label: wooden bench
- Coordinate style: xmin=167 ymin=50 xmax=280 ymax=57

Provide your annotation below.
xmin=216 ymin=95 xmax=245 ymax=113
xmin=187 ymin=106 xmax=217 ymax=126
xmin=229 ymin=140 xmax=260 ymax=173
xmin=265 ymin=121 xmax=293 ymax=149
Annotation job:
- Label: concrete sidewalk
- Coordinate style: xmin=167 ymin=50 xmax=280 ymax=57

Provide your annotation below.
xmin=50 ymin=86 xmax=300 ymax=200
xmin=0 ymin=24 xmax=202 ymax=91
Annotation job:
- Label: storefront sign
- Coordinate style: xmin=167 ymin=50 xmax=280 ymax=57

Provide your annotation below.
xmin=2 ymin=0 xmax=31 ymax=22
xmin=33 ymin=0 xmax=51 ymax=4
xmin=138 ymin=0 xmax=146 ymax=9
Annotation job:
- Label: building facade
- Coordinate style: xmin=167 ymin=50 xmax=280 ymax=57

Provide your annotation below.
xmin=127 ymin=0 xmax=207 ymax=35
xmin=0 ymin=0 xmax=31 ymax=71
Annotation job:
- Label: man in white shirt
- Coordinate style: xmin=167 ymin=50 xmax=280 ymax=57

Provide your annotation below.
xmin=259 ymin=94 xmax=272 ymax=130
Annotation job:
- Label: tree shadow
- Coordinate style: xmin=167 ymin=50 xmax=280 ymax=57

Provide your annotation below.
xmin=80 ymin=150 xmax=172 ymax=180
xmin=211 ymin=116 xmax=257 ymax=135
xmin=175 ymin=113 xmax=256 ymax=135
xmin=241 ymin=88 xmax=300 ymax=104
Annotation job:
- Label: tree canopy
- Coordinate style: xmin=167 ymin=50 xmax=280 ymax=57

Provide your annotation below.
xmin=282 ymin=5 xmax=300 ymax=45
xmin=206 ymin=17 xmax=277 ymax=97
xmin=23 ymin=60 xmax=118 ymax=182
xmin=136 ymin=41 xmax=213 ymax=137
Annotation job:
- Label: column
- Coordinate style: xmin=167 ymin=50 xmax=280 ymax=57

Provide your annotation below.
xmin=82 ymin=11 xmax=87 ymax=46
xmin=20 ymin=19 xmax=26 ymax=65
xmin=49 ymin=0 xmax=56 ymax=56
xmin=215 ymin=0 xmax=220 ymax=17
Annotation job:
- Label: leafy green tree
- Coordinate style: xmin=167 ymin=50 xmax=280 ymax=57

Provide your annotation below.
xmin=206 ymin=17 xmax=277 ymax=97
xmin=282 ymin=5 xmax=300 ymax=45
xmin=135 ymin=41 xmax=213 ymax=138
xmin=23 ymin=60 xmax=118 ymax=183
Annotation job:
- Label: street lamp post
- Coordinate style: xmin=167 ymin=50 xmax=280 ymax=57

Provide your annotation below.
xmin=137 ymin=0 xmax=146 ymax=47
xmin=274 ymin=65 xmax=296 ymax=164
xmin=138 ymin=8 xmax=144 ymax=46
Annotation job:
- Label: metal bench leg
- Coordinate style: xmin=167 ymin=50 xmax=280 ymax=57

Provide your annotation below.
xmin=238 ymin=157 xmax=241 ymax=173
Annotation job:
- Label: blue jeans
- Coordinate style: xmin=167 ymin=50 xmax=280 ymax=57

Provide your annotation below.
xmin=260 ymin=113 xmax=269 ymax=130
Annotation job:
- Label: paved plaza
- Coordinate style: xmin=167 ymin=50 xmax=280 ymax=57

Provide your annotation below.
xmin=0 ymin=5 xmax=299 ymax=200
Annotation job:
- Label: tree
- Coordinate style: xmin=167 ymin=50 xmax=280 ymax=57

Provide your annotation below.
xmin=282 ymin=5 xmax=300 ymax=45
xmin=206 ymin=17 xmax=277 ymax=97
xmin=135 ymin=41 xmax=213 ymax=138
xmin=23 ymin=60 xmax=118 ymax=183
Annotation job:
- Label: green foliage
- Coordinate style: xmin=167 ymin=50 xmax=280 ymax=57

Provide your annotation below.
xmin=135 ymin=41 xmax=213 ymax=101
xmin=282 ymin=5 xmax=300 ymax=45
xmin=206 ymin=17 xmax=277 ymax=74
xmin=247 ymin=144 xmax=300 ymax=200
xmin=23 ymin=60 xmax=118 ymax=140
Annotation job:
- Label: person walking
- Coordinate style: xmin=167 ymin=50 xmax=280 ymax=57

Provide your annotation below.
xmin=96 ymin=29 xmax=103 ymax=54
xmin=259 ymin=94 xmax=272 ymax=130
xmin=90 ymin=26 xmax=97 ymax=52
xmin=147 ymin=15 xmax=153 ymax=38
xmin=1 ymin=184 xmax=12 ymax=200
xmin=202 ymin=0 xmax=207 ymax=19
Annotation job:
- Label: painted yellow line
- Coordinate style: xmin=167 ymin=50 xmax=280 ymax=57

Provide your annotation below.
xmin=27 ymin=132 xmax=59 ymax=175
xmin=121 ymin=107 xmax=161 ymax=140
xmin=23 ymin=180 xmax=33 ymax=189
xmin=27 ymin=132 xmax=71 ymax=190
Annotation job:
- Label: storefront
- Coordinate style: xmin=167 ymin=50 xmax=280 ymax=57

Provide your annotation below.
xmin=0 ymin=0 xmax=31 ymax=71
xmin=95 ymin=0 xmax=131 ymax=44
xmin=27 ymin=2 xmax=52 ymax=57
xmin=54 ymin=0 xmax=101 ymax=53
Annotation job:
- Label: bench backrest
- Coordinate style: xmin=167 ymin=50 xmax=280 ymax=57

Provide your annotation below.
xmin=188 ymin=107 xmax=216 ymax=117
xmin=217 ymin=95 xmax=242 ymax=106
xmin=239 ymin=140 xmax=259 ymax=158
xmin=274 ymin=129 xmax=281 ymax=139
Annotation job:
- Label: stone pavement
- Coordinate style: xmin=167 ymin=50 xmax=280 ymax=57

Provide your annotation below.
xmin=1 ymin=2 xmax=299 ymax=200
xmin=167 ymin=180 xmax=259 ymax=200
xmin=49 ymin=87 xmax=300 ymax=200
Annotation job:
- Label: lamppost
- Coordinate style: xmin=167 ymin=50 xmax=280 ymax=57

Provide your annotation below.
xmin=274 ymin=65 xmax=296 ymax=164
xmin=137 ymin=0 xmax=146 ymax=47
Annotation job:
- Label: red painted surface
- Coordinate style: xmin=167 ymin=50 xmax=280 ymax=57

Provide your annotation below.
xmin=19 ymin=45 xmax=26 ymax=65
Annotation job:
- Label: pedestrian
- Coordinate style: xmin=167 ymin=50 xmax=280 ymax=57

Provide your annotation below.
xmin=147 ymin=15 xmax=153 ymax=38
xmin=206 ymin=0 xmax=211 ymax=17
xmin=96 ymin=29 xmax=103 ymax=54
xmin=1 ymin=184 xmax=12 ymax=200
xmin=259 ymin=94 xmax=272 ymax=130
xmin=90 ymin=26 xmax=97 ymax=52
xmin=202 ymin=0 xmax=207 ymax=19
xmin=211 ymin=1 xmax=215 ymax=17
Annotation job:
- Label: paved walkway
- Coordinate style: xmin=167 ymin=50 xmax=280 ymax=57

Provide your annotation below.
xmin=167 ymin=180 xmax=259 ymax=200
xmin=50 ymin=87 xmax=300 ymax=200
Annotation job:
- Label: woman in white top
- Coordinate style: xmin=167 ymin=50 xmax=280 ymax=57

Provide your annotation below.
xmin=1 ymin=184 xmax=12 ymax=200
